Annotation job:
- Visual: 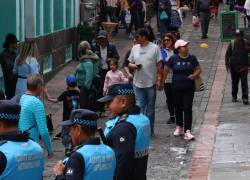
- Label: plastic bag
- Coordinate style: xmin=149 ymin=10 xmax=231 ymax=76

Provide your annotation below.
xmin=192 ymin=16 xmax=200 ymax=30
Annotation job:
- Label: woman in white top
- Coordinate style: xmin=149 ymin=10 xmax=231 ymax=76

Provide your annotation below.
xmin=13 ymin=40 xmax=40 ymax=95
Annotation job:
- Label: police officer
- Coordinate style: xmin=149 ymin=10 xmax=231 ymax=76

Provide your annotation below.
xmin=53 ymin=109 xmax=116 ymax=180
xmin=97 ymin=82 xmax=151 ymax=180
xmin=0 ymin=100 xmax=44 ymax=179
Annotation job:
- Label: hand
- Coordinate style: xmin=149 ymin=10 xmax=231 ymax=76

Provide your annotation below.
xmin=156 ymin=80 xmax=163 ymax=90
xmin=187 ymin=74 xmax=196 ymax=80
xmin=128 ymin=73 xmax=133 ymax=81
xmin=53 ymin=160 xmax=65 ymax=176
xmin=48 ymin=152 xmax=54 ymax=159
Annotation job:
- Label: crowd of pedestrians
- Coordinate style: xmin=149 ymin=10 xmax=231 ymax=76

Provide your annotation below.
xmin=0 ymin=0 xmax=249 ymax=179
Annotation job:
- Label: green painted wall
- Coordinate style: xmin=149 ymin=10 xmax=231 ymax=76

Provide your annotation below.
xmin=44 ymin=0 xmax=51 ymax=34
xmin=0 ymin=0 xmax=17 ymax=50
xmin=66 ymin=0 xmax=72 ymax=28
xmin=54 ymin=0 xmax=64 ymax=31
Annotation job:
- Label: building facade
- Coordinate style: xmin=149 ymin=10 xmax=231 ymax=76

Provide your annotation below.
xmin=0 ymin=0 xmax=80 ymax=81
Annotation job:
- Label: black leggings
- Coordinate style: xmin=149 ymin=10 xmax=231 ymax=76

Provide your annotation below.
xmin=164 ymin=83 xmax=175 ymax=117
xmin=173 ymin=88 xmax=194 ymax=132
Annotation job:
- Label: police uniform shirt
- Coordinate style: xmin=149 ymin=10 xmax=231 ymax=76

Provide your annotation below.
xmin=106 ymin=105 xmax=143 ymax=180
xmin=0 ymin=131 xmax=37 ymax=175
xmin=56 ymin=138 xmax=113 ymax=180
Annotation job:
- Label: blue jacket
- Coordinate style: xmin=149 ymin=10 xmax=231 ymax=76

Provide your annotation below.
xmin=104 ymin=105 xmax=151 ymax=180
xmin=91 ymin=43 xmax=119 ymax=66
xmin=0 ymin=131 xmax=44 ymax=180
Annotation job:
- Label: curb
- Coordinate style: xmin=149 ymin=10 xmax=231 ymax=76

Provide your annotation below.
xmin=188 ymin=43 xmax=228 ymax=180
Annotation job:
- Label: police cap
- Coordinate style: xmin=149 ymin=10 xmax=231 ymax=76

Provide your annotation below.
xmin=61 ymin=109 xmax=98 ymax=128
xmin=97 ymin=82 xmax=134 ymax=103
xmin=0 ymin=100 xmax=20 ymax=122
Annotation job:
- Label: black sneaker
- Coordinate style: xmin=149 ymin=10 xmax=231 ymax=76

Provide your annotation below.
xmin=167 ymin=117 xmax=175 ymax=124
xmin=243 ymin=99 xmax=249 ymax=105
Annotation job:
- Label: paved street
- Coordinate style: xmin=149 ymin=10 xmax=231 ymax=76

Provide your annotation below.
xmin=43 ymin=6 xmax=250 ymax=180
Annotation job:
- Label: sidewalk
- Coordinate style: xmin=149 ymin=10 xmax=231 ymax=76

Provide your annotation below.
xmin=43 ymin=5 xmax=248 ymax=180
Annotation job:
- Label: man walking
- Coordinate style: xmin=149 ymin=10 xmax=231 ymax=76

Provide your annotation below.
xmin=128 ymin=29 xmax=162 ymax=135
xmin=225 ymin=29 xmax=250 ymax=105
xmin=196 ymin=0 xmax=212 ymax=39
xmin=18 ymin=75 xmax=54 ymax=157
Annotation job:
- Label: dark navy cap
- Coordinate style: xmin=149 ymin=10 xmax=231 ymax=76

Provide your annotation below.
xmin=61 ymin=109 xmax=98 ymax=127
xmin=0 ymin=100 xmax=20 ymax=122
xmin=97 ymin=30 xmax=107 ymax=39
xmin=97 ymin=82 xmax=135 ymax=103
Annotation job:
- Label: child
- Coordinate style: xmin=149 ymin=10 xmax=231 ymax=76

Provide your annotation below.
xmin=47 ymin=74 xmax=80 ymax=156
xmin=103 ymin=58 xmax=128 ymax=95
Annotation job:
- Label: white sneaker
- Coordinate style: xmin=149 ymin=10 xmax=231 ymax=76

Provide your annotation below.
xmin=173 ymin=126 xmax=182 ymax=136
xmin=184 ymin=130 xmax=195 ymax=140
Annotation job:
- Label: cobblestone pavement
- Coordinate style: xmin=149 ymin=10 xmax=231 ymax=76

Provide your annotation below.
xmin=43 ymin=10 xmax=223 ymax=179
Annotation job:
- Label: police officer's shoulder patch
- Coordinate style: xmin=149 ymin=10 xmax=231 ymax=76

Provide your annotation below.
xmin=0 ymin=140 xmax=7 ymax=146
xmin=66 ymin=168 xmax=74 ymax=176
xmin=119 ymin=136 xmax=126 ymax=143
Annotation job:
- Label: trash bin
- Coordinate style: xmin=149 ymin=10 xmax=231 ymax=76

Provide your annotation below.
xmin=220 ymin=10 xmax=238 ymax=42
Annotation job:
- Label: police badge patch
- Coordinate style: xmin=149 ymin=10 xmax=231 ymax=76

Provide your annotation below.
xmin=119 ymin=137 xmax=125 ymax=142
xmin=66 ymin=168 xmax=74 ymax=175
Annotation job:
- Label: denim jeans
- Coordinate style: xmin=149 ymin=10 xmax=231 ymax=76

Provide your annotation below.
xmin=134 ymin=85 xmax=156 ymax=134
xmin=62 ymin=126 xmax=72 ymax=148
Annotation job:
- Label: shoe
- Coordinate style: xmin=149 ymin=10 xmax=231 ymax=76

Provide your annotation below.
xmin=65 ymin=148 xmax=72 ymax=157
xmin=243 ymin=99 xmax=249 ymax=105
xmin=184 ymin=130 xmax=195 ymax=140
xmin=201 ymin=35 xmax=208 ymax=39
xmin=173 ymin=126 xmax=182 ymax=136
xmin=128 ymin=33 xmax=134 ymax=39
xmin=55 ymin=132 xmax=61 ymax=138
xmin=232 ymin=97 xmax=237 ymax=102
xmin=167 ymin=117 xmax=175 ymax=124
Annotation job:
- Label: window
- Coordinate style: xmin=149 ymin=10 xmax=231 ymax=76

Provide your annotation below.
xmin=36 ymin=0 xmax=43 ymax=36
xmin=44 ymin=0 xmax=52 ymax=34
xmin=66 ymin=0 xmax=73 ymax=28
xmin=0 ymin=0 xmax=17 ymax=51
xmin=65 ymin=45 xmax=72 ymax=62
xmin=43 ymin=53 xmax=53 ymax=74
xmin=54 ymin=0 xmax=64 ymax=31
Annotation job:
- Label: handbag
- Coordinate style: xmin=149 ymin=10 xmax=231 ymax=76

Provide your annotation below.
xmin=195 ymin=76 xmax=205 ymax=92
xmin=160 ymin=11 xmax=169 ymax=20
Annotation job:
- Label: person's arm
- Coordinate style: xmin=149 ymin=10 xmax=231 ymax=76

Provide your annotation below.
xmin=54 ymin=152 xmax=85 ymax=180
xmin=84 ymin=62 xmax=94 ymax=89
xmin=103 ymin=72 xmax=110 ymax=95
xmin=225 ymin=43 xmax=232 ymax=71
xmin=188 ymin=56 xmax=201 ymax=80
xmin=110 ymin=122 xmax=136 ymax=180
xmin=156 ymin=46 xmax=163 ymax=90
xmin=34 ymin=101 xmax=53 ymax=155
xmin=12 ymin=57 xmax=18 ymax=75
xmin=120 ymin=71 xmax=128 ymax=82
xmin=0 ymin=151 xmax=7 ymax=176
xmin=30 ymin=57 xmax=40 ymax=74
xmin=111 ymin=45 xmax=120 ymax=59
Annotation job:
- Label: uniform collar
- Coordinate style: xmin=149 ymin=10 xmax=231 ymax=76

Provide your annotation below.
xmin=118 ymin=105 xmax=140 ymax=116
xmin=75 ymin=137 xmax=101 ymax=150
xmin=0 ymin=130 xmax=29 ymax=142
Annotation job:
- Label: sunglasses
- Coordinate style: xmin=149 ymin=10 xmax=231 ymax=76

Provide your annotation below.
xmin=164 ymin=38 xmax=171 ymax=42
